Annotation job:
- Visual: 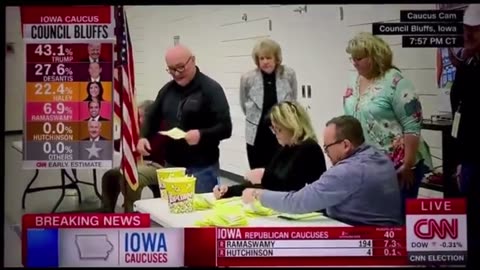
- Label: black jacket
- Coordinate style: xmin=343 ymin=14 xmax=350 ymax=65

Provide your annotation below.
xmin=221 ymin=138 xmax=327 ymax=198
xmin=450 ymin=55 xmax=480 ymax=164
xmin=141 ymin=67 xmax=232 ymax=167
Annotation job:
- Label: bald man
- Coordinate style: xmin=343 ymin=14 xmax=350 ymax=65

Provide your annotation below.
xmin=136 ymin=45 xmax=232 ymax=197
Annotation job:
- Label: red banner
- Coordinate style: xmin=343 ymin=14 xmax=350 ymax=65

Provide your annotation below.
xmin=20 ymin=6 xmax=114 ymax=43
xmin=406 ymin=198 xmax=466 ymax=215
xmin=20 ymin=6 xmax=112 ymax=25
xmin=183 ymin=227 xmax=407 ymax=267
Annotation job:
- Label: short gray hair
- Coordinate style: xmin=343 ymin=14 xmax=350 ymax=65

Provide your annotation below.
xmin=138 ymin=100 xmax=154 ymax=113
xmin=252 ymin=38 xmax=283 ymax=67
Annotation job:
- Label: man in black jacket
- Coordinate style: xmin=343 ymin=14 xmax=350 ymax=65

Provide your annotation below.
xmin=449 ymin=4 xmax=480 ymax=267
xmin=138 ymin=45 xmax=232 ymax=193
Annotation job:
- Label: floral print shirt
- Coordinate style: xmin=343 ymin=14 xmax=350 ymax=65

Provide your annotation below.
xmin=343 ymin=69 xmax=433 ymax=170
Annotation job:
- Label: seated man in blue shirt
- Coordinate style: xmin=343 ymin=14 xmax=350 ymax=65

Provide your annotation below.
xmin=242 ymin=115 xmax=403 ymax=226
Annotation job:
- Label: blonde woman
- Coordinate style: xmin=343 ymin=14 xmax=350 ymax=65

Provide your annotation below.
xmin=343 ymin=32 xmax=433 ymax=209
xmin=214 ymin=101 xmax=326 ymax=199
xmin=240 ymin=38 xmax=298 ymax=169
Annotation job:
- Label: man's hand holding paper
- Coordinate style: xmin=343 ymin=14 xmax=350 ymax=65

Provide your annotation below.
xmin=159 ymin=127 xmax=187 ymax=140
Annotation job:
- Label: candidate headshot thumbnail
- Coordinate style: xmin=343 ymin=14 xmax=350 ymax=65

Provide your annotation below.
xmin=84 ymin=81 xmax=104 ymax=102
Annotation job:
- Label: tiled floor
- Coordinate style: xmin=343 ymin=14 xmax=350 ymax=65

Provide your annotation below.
xmin=3 ymin=133 xmax=443 ymax=267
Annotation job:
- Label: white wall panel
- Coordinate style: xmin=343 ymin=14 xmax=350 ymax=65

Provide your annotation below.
xmin=220 ymin=19 xmax=271 ymax=42
xmin=219 ymin=38 xmax=263 ymax=57
xmin=392 ymin=46 xmax=437 ymax=70
xmin=343 ymin=4 xmax=435 ymax=26
xmin=402 ymin=69 xmax=439 ymax=96
xmin=5 ymin=7 xmax=25 ymax=132
xmin=121 ymin=4 xmax=447 ymax=181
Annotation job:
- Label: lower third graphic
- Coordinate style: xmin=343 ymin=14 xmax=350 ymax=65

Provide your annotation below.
xmin=75 ymin=234 xmax=114 ymax=260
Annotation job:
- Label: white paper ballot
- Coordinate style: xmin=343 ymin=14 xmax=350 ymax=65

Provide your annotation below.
xmin=160 ymin=128 xmax=187 ymax=140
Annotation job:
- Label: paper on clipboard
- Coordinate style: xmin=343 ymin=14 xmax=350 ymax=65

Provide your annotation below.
xmin=159 ymin=128 xmax=187 ymax=140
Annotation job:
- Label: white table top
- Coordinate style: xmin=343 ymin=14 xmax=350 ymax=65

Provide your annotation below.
xmin=12 ymin=140 xmax=22 ymax=153
xmin=134 ymin=193 xmax=350 ymax=228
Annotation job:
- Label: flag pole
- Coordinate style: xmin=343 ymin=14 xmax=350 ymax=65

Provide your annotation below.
xmin=115 ymin=5 xmax=128 ymax=213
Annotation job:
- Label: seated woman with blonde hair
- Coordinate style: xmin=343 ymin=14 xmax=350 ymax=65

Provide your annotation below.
xmin=343 ymin=32 xmax=433 ymax=215
xmin=213 ymin=101 xmax=327 ymax=199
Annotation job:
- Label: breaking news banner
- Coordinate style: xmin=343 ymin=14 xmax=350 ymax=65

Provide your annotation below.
xmin=371 ymin=9 xmax=464 ymax=48
xmin=406 ymin=198 xmax=467 ymax=266
xmin=20 ymin=6 xmax=115 ymax=169
xmin=20 ymin=199 xmax=467 ymax=268
xmin=21 ymin=213 xmax=186 ymax=267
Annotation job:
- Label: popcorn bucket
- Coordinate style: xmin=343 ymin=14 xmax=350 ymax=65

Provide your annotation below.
xmin=156 ymin=167 xmax=186 ymax=200
xmin=163 ymin=176 xmax=197 ymax=214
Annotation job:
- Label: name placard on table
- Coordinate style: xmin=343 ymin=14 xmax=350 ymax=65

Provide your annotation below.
xmin=21 ymin=6 xmax=116 ymax=169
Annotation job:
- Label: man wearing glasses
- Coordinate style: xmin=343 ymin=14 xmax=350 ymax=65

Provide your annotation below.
xmin=138 ymin=45 xmax=232 ymax=193
xmin=242 ymin=115 xmax=403 ymax=226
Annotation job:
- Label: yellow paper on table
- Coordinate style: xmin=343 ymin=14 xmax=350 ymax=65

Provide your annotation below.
xmin=193 ymin=196 xmax=243 ymax=211
xmin=163 ymin=176 xmax=196 ymax=214
xmin=244 ymin=200 xmax=277 ymax=217
xmin=195 ymin=204 xmax=248 ymax=227
xmin=160 ymin=128 xmax=187 ymax=140
xmin=193 ymin=195 xmax=215 ymax=211
xmin=213 ymin=197 xmax=242 ymax=206
xmin=156 ymin=167 xmax=186 ymax=200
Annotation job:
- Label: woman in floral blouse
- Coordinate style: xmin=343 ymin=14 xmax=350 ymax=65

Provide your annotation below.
xmin=343 ymin=32 xmax=433 ymax=214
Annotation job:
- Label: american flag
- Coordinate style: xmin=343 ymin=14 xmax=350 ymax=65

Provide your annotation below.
xmin=114 ymin=6 xmax=140 ymax=191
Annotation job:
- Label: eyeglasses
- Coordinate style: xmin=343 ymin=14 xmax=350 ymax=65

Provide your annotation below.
xmin=323 ymin=139 xmax=345 ymax=152
xmin=166 ymin=56 xmax=192 ymax=74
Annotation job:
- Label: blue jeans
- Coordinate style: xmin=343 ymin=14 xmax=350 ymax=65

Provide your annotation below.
xmin=166 ymin=162 xmax=220 ymax=194
xmin=459 ymin=162 xmax=479 ymax=195
xmin=402 ymin=160 xmax=429 ymax=198
xmin=400 ymin=160 xmax=429 ymax=219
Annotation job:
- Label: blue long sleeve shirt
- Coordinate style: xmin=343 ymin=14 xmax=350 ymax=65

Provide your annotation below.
xmin=260 ymin=144 xmax=403 ymax=226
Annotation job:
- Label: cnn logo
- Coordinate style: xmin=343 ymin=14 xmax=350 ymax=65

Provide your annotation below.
xmin=413 ymin=218 xmax=458 ymax=240
xmin=36 ymin=162 xmax=47 ymax=167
